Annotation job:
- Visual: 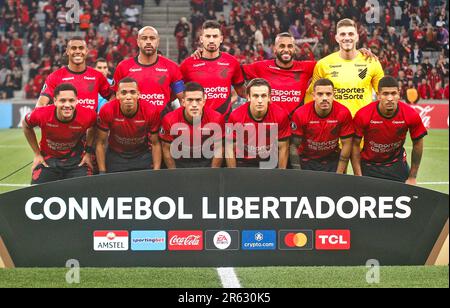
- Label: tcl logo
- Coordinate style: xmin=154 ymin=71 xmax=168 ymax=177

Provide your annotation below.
xmin=315 ymin=230 xmax=350 ymax=250
xmin=168 ymin=231 xmax=203 ymax=251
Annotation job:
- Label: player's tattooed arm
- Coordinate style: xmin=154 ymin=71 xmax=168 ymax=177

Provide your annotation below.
xmin=36 ymin=95 xmax=50 ymax=107
xmin=406 ymin=138 xmax=424 ymax=185
xmin=351 ymin=137 xmax=363 ymax=176
xmin=162 ymin=141 xmax=176 ymax=169
xmin=289 ymin=136 xmax=302 ymax=169
xmin=192 ymin=48 xmax=203 ymax=60
xmin=358 ymin=48 xmax=379 ymax=62
xmin=337 ymin=137 xmax=352 ymax=174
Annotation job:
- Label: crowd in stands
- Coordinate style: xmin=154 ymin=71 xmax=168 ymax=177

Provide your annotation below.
xmin=0 ymin=0 xmax=449 ymax=101
xmin=0 ymin=0 xmax=143 ymax=99
xmin=185 ymin=0 xmax=449 ymax=101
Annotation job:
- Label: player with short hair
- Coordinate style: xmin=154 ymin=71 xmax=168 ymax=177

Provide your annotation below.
xmin=159 ymin=82 xmax=224 ymax=168
xmin=94 ymin=57 xmax=114 ymax=111
xmin=36 ymin=36 xmax=113 ymax=111
xmin=96 ymin=77 xmax=162 ymax=173
xmin=226 ymin=78 xmax=291 ymax=168
xmin=23 ymin=83 xmax=97 ymax=184
xmin=113 ymin=26 xmax=184 ymax=118
xmin=180 ymin=20 xmax=246 ymax=117
xmin=305 ymin=18 xmax=384 ymax=117
xmin=290 ymin=78 xmax=354 ymax=173
xmin=351 ymin=76 xmax=427 ymax=184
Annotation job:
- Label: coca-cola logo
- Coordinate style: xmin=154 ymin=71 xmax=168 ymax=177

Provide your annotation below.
xmin=412 ymin=105 xmax=434 ymax=129
xmin=168 ymin=231 xmax=203 ymax=251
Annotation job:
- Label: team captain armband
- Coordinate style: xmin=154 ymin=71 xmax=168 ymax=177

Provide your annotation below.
xmin=171 ymin=80 xmax=185 ymax=94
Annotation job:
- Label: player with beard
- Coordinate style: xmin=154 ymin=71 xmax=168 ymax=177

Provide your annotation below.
xmin=180 ymin=20 xmax=245 ymax=118
xmin=113 ymin=26 xmax=184 ymax=118
xmin=305 ymin=19 xmax=384 ymax=117
xmin=23 ymin=83 xmax=96 ymax=184
xmin=290 ymin=79 xmax=354 ymax=173
xmin=36 ymin=37 xmax=113 ymax=111
xmin=351 ymin=76 xmax=427 ymax=184
xmin=96 ymin=77 xmax=162 ymax=173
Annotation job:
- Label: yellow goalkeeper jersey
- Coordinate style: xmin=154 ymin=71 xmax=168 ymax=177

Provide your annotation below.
xmin=305 ymin=51 xmax=384 ymax=117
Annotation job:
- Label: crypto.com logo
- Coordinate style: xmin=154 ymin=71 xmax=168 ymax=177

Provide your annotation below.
xmin=168 ymin=118 xmax=280 ymax=169
xmin=365 ymin=0 xmax=380 ymax=24
xmin=66 ymin=0 xmax=80 ymax=24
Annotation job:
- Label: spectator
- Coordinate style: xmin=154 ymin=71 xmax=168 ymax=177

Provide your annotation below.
xmin=124 ymin=5 xmax=140 ymax=27
xmin=410 ymin=42 xmax=423 ymax=64
xmin=418 ymin=78 xmax=433 ymax=99
xmin=433 ymin=81 xmax=445 ymax=99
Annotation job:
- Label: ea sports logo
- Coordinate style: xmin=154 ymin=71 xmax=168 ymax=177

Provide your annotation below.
xmin=213 ymin=231 xmax=231 ymax=250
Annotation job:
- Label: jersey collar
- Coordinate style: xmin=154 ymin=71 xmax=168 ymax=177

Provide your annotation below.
xmin=183 ymin=107 xmax=204 ymax=124
xmin=119 ymin=101 xmax=140 ymax=119
xmin=274 ymin=59 xmax=294 ymax=70
xmin=201 ymin=52 xmax=222 ymax=61
xmin=376 ymin=101 xmax=400 ymax=119
xmin=248 ymin=103 xmax=268 ymax=122
xmin=134 ymin=55 xmax=159 ymax=67
xmin=65 ymin=66 xmax=87 ymax=75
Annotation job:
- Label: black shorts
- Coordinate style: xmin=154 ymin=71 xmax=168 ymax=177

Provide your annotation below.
xmin=176 ymin=158 xmax=211 ymax=168
xmin=106 ymin=150 xmax=153 ymax=173
xmin=300 ymin=154 xmax=339 ymax=173
xmin=361 ymin=156 xmax=410 ymax=183
xmin=31 ymin=154 xmax=88 ymax=184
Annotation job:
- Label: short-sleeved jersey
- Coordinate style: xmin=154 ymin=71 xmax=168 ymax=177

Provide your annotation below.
xmin=180 ymin=52 xmax=245 ymax=115
xmin=353 ymin=101 xmax=427 ymax=163
xmin=242 ymin=60 xmax=316 ymax=115
xmin=113 ymin=56 xmax=183 ymax=115
xmin=25 ymin=104 xmax=96 ymax=158
xmin=291 ymin=101 xmax=354 ymax=160
xmin=159 ymin=107 xmax=224 ymax=160
xmin=226 ymin=103 xmax=291 ymax=161
xmin=305 ymin=51 xmax=384 ymax=117
xmin=97 ymin=99 xmax=160 ymax=157
xmin=40 ymin=66 xmax=113 ymax=111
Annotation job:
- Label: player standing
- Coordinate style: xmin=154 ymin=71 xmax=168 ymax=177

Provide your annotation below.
xmin=113 ymin=26 xmax=184 ymax=118
xmin=94 ymin=57 xmax=114 ymax=111
xmin=96 ymin=77 xmax=162 ymax=173
xmin=36 ymin=37 xmax=113 ymax=111
xmin=305 ymin=19 xmax=384 ymax=117
xmin=290 ymin=79 xmax=354 ymax=173
xmin=23 ymin=83 xmax=96 ymax=184
xmin=351 ymin=76 xmax=427 ymax=184
xmin=180 ymin=20 xmax=246 ymax=117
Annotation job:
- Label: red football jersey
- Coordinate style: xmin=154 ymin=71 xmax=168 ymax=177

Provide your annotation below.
xmin=180 ymin=52 xmax=245 ymax=115
xmin=291 ymin=101 xmax=354 ymax=160
xmin=97 ymin=99 xmax=160 ymax=157
xmin=226 ymin=103 xmax=291 ymax=161
xmin=25 ymin=104 xmax=96 ymax=158
xmin=40 ymin=66 xmax=113 ymax=111
xmin=353 ymin=101 xmax=428 ymax=163
xmin=242 ymin=60 xmax=316 ymax=115
xmin=113 ymin=56 xmax=183 ymax=115
xmin=159 ymin=107 xmax=224 ymax=159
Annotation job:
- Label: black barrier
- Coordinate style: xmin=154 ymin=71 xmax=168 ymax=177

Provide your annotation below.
xmin=0 ymin=169 xmax=448 ymax=267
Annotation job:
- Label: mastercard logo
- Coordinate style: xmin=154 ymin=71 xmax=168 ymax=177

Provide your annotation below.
xmin=284 ymin=232 xmax=308 ymax=247
xmin=279 ymin=230 xmax=313 ymax=250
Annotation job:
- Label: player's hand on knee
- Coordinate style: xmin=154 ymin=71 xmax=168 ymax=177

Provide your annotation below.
xmin=405 ymin=177 xmax=417 ymax=185
xmin=79 ymin=153 xmax=93 ymax=170
xmin=32 ymin=154 xmax=48 ymax=172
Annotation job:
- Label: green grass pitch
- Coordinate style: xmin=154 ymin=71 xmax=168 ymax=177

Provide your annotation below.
xmin=0 ymin=129 xmax=448 ymax=288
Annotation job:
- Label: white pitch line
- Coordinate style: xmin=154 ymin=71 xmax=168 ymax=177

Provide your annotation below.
xmin=0 ymin=183 xmax=31 ymax=187
xmin=217 ymin=267 xmax=241 ymax=288
xmin=417 ymin=182 xmax=449 ymax=185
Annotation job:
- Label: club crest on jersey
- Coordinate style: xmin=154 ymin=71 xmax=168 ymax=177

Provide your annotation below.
xmin=358 ymin=68 xmax=368 ymax=79
xmin=87 ymin=81 xmax=95 ymax=92
xmin=220 ymin=68 xmax=229 ymax=79
xmin=159 ymin=127 xmax=165 ymax=135
xmin=158 ymin=75 xmax=167 ymax=86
